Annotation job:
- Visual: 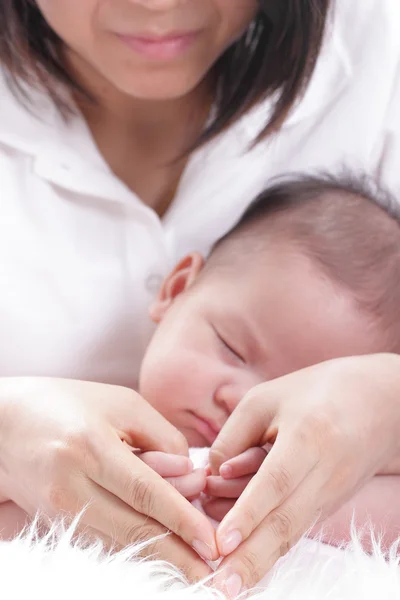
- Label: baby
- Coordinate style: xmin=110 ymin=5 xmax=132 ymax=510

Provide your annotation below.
xmin=2 ymin=174 xmax=400 ymax=549
xmin=138 ymin=173 xmax=400 ymax=547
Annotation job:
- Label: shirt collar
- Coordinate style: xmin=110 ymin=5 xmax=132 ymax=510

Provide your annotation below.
xmin=0 ymin=71 xmax=140 ymax=204
xmin=0 ymin=5 xmax=352 ymax=199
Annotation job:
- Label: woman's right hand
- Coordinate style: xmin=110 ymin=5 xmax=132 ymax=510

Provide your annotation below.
xmin=0 ymin=377 xmax=217 ymax=580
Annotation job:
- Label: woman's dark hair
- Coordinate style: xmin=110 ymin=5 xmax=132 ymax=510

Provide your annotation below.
xmin=0 ymin=0 xmax=331 ymax=144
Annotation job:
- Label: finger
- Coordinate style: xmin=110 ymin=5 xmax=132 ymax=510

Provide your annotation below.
xmin=110 ymin=388 xmax=189 ymax=456
xmin=166 ymin=469 xmax=206 ymax=498
xmin=203 ymin=499 xmax=235 ymax=522
xmin=78 ymin=482 xmax=213 ymax=583
xmin=219 ymin=447 xmax=268 ymax=479
xmin=214 ymin=477 xmax=322 ymax=594
xmin=209 ymin=388 xmax=275 ymax=474
xmin=214 ymin=530 xmax=282 ymax=598
xmin=139 ymin=452 xmax=193 ymax=477
xmin=205 ymin=475 xmax=252 ymax=499
xmin=89 ymin=435 xmax=219 ymax=561
xmin=216 ymin=434 xmax=317 ymax=556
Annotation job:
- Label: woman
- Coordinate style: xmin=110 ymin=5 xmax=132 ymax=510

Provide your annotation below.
xmin=0 ymin=0 xmax=400 ymax=592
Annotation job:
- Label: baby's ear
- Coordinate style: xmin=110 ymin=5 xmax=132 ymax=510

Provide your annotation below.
xmin=149 ymin=253 xmax=204 ymax=323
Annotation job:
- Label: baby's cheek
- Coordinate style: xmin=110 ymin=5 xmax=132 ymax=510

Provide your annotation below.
xmin=140 ymin=351 xmax=196 ymax=416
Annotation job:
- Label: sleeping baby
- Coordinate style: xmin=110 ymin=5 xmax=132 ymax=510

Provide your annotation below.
xmin=138 ymin=172 xmax=400 ymax=549
xmin=1 ymin=173 xmax=400 ymax=552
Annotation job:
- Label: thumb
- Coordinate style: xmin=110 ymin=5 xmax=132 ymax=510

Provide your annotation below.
xmin=209 ymin=386 xmax=276 ymax=474
xmin=110 ymin=388 xmax=189 ymax=456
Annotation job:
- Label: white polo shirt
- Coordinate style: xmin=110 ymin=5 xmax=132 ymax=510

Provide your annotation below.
xmin=1 ymin=0 xmax=400 ymax=389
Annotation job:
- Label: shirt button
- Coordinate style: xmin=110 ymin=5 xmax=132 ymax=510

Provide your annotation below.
xmin=145 ymin=274 xmax=163 ymax=294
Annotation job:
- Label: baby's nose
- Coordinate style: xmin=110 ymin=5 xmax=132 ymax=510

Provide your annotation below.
xmin=214 ymin=383 xmax=251 ymax=415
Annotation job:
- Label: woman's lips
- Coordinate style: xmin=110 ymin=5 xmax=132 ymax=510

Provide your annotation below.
xmin=118 ymin=31 xmax=199 ymax=61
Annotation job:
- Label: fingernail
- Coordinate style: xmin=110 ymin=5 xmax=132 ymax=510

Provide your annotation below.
xmin=225 ymin=573 xmax=243 ymax=599
xmin=192 ymin=539 xmax=214 ymax=562
xmin=186 ymin=458 xmax=194 ymax=473
xmin=220 ymin=529 xmax=242 ymax=556
xmin=220 ymin=464 xmax=233 ymax=478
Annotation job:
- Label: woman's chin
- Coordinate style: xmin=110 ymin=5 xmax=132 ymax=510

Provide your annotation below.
xmin=109 ymin=69 xmax=204 ymax=102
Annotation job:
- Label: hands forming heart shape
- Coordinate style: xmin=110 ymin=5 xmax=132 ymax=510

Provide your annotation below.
xmin=1 ymin=353 xmax=400 ymax=595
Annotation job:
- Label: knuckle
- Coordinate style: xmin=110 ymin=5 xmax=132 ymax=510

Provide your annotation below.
xmin=64 ymin=426 xmax=91 ymax=453
xmin=328 ymin=460 xmax=353 ymax=490
xmin=123 ymin=522 xmax=162 ymax=551
xmin=46 ymin=428 xmax=91 ymax=469
xmin=300 ymin=413 xmax=324 ymax=439
xmin=126 ymin=475 xmax=157 ymax=517
xmin=42 ymin=441 xmax=78 ymax=489
xmin=43 ymin=482 xmax=76 ymax=514
xmin=240 ymin=550 xmax=263 ymax=585
xmin=46 ymin=439 xmax=76 ymax=469
xmin=269 ymin=508 xmax=294 ymax=542
xmin=302 ymin=413 xmax=341 ymax=448
xmin=180 ymin=564 xmax=209 ymax=585
xmin=241 ymin=504 xmax=260 ymax=532
xmin=268 ymin=466 xmax=292 ymax=498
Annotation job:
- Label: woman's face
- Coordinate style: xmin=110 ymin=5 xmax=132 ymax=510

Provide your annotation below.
xmin=36 ymin=0 xmax=258 ymax=100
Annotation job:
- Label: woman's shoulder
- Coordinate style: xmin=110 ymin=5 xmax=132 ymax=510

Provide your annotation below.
xmin=333 ymin=0 xmax=400 ymax=56
xmin=237 ymin=0 xmax=400 ymax=143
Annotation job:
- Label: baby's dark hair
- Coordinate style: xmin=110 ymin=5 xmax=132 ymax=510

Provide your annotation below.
xmin=210 ymin=173 xmax=400 ymax=352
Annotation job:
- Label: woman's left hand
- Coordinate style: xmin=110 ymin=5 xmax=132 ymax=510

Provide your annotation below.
xmin=209 ymin=354 xmax=400 ymax=596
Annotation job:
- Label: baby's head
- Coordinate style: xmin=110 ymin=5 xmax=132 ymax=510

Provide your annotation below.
xmin=140 ymin=174 xmax=400 ymax=446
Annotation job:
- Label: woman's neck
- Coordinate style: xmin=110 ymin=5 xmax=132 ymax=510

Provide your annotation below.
xmin=64 ymin=50 xmax=213 ymax=214
xmin=67 ymin=50 xmax=213 ymax=161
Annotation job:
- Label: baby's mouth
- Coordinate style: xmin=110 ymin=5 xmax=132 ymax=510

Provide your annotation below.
xmin=188 ymin=411 xmax=221 ymax=445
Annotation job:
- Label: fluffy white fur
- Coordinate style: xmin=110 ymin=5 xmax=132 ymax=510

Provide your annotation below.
xmin=3 ymin=448 xmax=400 ymax=599
xmin=2 ymin=519 xmax=400 ymax=600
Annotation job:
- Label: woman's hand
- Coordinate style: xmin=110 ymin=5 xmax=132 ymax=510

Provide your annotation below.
xmin=209 ymin=354 xmax=400 ymax=596
xmin=0 ymin=377 xmax=218 ymax=580
xmin=203 ymin=454 xmax=400 ymax=555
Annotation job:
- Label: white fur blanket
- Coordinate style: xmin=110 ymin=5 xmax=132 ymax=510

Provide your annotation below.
xmin=2 ymin=520 xmax=400 ymax=600
xmin=2 ymin=447 xmax=400 ymax=599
